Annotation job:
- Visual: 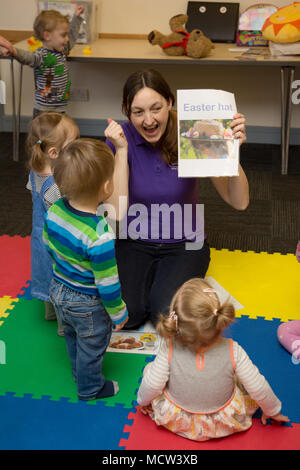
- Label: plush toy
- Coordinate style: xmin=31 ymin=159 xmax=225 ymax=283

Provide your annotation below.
xmin=27 ymin=36 xmax=43 ymax=52
xmin=148 ymin=14 xmax=214 ymax=59
xmin=262 ymin=2 xmax=300 ymax=43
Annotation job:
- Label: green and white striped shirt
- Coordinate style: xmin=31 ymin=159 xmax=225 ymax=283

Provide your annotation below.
xmin=43 ymin=198 xmax=128 ymax=326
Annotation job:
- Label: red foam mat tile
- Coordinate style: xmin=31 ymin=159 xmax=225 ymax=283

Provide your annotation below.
xmin=119 ymin=408 xmax=300 ymax=450
xmin=0 ymin=236 xmax=31 ymax=297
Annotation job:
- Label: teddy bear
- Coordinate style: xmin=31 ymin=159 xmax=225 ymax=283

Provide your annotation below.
xmin=148 ymin=14 xmax=214 ymax=58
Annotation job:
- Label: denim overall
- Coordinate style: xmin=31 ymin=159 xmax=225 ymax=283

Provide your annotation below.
xmin=30 ymin=170 xmax=55 ymax=301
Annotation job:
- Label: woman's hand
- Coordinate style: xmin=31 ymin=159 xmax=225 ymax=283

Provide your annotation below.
xmin=104 ymin=119 xmax=128 ymax=151
xmin=261 ymin=412 xmax=290 ymax=425
xmin=103 ymin=119 xmax=129 ymax=220
xmin=231 ymin=113 xmax=246 ymax=146
xmin=211 ymin=112 xmax=249 ymax=209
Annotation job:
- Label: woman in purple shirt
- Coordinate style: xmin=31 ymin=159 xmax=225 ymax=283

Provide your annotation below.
xmin=105 ymin=69 xmax=248 ymax=329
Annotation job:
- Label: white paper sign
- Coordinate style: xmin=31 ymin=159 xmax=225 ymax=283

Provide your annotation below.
xmin=0 ymin=80 xmax=6 ymax=104
xmin=177 ymin=89 xmax=240 ymax=177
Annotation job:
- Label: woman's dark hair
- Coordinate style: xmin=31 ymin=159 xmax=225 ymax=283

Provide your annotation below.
xmin=122 ymin=69 xmax=178 ymax=165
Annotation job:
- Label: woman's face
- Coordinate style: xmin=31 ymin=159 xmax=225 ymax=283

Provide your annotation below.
xmin=129 ymin=87 xmax=172 ymax=144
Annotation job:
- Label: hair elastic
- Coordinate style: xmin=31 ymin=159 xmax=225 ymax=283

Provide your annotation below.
xmin=36 ymin=139 xmax=42 ymax=144
xmin=203 ymin=287 xmax=218 ymax=300
xmin=169 ymin=310 xmax=178 ymax=331
xmin=213 ymin=308 xmax=218 ymax=316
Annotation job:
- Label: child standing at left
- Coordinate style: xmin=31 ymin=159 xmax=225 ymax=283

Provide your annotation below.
xmin=0 ymin=6 xmax=85 ymax=116
xmin=26 ymin=111 xmax=79 ymax=335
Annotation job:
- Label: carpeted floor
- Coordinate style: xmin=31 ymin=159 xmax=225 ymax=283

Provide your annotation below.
xmin=1 ymin=132 xmax=299 ymax=254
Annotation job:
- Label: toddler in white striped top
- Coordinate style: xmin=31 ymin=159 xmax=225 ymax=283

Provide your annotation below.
xmin=25 ymin=111 xmax=79 ymax=335
xmin=0 ymin=6 xmax=84 ymax=116
xmin=137 ymin=278 xmax=289 ymax=441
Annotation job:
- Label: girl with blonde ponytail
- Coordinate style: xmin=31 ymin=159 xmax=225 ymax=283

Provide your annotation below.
xmin=137 ymin=278 xmax=289 ymax=441
xmin=26 ymin=111 xmax=79 ymax=336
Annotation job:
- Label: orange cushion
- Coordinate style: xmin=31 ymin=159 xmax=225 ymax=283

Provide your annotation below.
xmin=262 ymin=2 xmax=300 ymax=43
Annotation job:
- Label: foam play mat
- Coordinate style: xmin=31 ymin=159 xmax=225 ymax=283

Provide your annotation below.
xmin=207 ymin=248 xmax=300 ymax=321
xmin=0 ymin=237 xmax=299 ymax=450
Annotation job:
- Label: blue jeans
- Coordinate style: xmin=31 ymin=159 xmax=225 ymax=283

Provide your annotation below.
xmin=50 ymin=279 xmax=113 ymax=401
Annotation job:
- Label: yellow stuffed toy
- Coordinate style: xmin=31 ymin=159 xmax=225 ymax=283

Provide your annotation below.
xmin=27 ymin=36 xmax=43 ymax=52
xmin=262 ymin=2 xmax=300 ymax=43
xmin=148 ymin=14 xmax=214 ymax=59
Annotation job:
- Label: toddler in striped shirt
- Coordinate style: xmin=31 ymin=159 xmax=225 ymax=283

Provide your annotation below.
xmin=43 ymin=138 xmax=128 ymax=401
xmin=0 ymin=6 xmax=84 ymax=116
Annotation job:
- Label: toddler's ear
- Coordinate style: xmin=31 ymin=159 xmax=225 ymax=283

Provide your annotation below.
xmin=42 ymin=31 xmax=51 ymax=42
xmin=48 ymin=147 xmax=58 ymax=160
xmin=103 ymin=179 xmax=111 ymax=195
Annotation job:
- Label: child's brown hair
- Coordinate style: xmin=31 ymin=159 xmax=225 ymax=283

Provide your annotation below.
xmin=156 ymin=278 xmax=235 ymax=352
xmin=26 ymin=111 xmax=78 ymax=173
xmin=53 ymin=138 xmax=115 ymax=202
xmin=34 ymin=10 xmax=70 ymax=41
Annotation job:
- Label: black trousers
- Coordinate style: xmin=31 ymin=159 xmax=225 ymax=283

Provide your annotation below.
xmin=115 ymin=238 xmax=211 ymax=329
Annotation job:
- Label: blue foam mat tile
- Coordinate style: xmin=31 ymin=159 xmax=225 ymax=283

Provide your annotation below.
xmin=17 ymin=281 xmax=33 ymax=300
xmin=0 ymin=392 xmax=134 ymax=450
xmin=224 ymin=315 xmax=300 ymax=424
xmin=144 ymin=356 xmax=155 ymax=364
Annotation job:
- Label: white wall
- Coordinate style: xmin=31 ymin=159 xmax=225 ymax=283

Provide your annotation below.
xmin=0 ymin=0 xmax=299 ymax=132
xmin=0 ymin=0 xmax=288 ymax=34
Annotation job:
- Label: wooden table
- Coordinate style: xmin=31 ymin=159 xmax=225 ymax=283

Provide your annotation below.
xmin=8 ymin=38 xmax=300 ymax=173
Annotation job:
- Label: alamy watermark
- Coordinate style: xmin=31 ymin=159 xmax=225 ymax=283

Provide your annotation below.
xmin=292 ymin=81 xmax=300 ymax=104
xmin=97 ymin=197 xmax=205 ymax=251
xmin=0 ymin=340 xmax=6 ymax=365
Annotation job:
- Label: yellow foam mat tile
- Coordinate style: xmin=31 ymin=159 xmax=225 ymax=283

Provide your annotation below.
xmin=0 ymin=296 xmax=19 ymax=325
xmin=207 ymin=249 xmax=300 ymax=321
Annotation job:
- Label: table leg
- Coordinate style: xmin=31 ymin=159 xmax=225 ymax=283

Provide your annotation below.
xmin=16 ymin=63 xmax=23 ymax=161
xmin=10 ymin=58 xmax=17 ymax=162
xmin=9 ymin=59 xmax=23 ymax=162
xmin=281 ymin=66 xmax=295 ymax=175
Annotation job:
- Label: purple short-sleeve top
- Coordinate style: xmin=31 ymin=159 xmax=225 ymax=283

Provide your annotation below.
xmin=106 ymin=121 xmax=204 ymax=244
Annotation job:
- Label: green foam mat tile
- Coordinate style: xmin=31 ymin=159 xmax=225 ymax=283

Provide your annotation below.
xmin=0 ymin=297 xmax=147 ymax=407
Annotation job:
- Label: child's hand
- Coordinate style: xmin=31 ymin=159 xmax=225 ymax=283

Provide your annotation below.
xmin=105 ymin=119 xmax=128 ymax=151
xmin=75 ymin=5 xmax=85 ymax=16
xmin=296 ymin=241 xmax=300 ymax=263
xmin=0 ymin=36 xmax=15 ymax=56
xmin=140 ymin=404 xmax=153 ymax=415
xmin=0 ymin=45 xmax=9 ymax=56
xmin=261 ymin=412 xmax=290 ymax=425
xmin=113 ymin=316 xmax=128 ymax=332
xmin=230 ymin=113 xmax=246 ymax=146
